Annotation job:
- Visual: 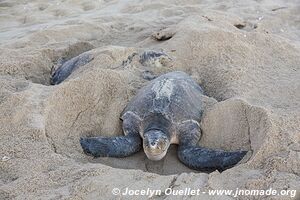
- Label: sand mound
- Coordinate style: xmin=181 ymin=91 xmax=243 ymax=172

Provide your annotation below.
xmin=0 ymin=0 xmax=299 ymax=199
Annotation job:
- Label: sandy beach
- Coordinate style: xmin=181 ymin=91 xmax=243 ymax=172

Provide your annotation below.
xmin=0 ymin=0 xmax=299 ymax=199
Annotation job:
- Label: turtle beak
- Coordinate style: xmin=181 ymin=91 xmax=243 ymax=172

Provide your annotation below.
xmin=143 ymin=130 xmax=170 ymax=161
xmin=145 ymin=150 xmax=168 ymax=161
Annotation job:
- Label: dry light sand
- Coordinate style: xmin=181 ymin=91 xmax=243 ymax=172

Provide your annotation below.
xmin=0 ymin=0 xmax=300 ymax=199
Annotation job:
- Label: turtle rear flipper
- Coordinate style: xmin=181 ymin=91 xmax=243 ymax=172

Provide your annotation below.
xmin=177 ymin=145 xmax=247 ymax=171
xmin=80 ymin=134 xmax=142 ymax=158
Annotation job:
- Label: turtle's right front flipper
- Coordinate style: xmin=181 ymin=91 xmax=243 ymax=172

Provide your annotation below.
xmin=80 ymin=133 xmax=141 ymax=157
xmin=177 ymin=145 xmax=247 ymax=171
xmin=80 ymin=111 xmax=142 ymax=158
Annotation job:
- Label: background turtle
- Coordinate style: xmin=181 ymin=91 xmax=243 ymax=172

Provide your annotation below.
xmin=80 ymin=71 xmax=247 ymax=171
xmin=51 ymin=50 xmax=170 ymax=85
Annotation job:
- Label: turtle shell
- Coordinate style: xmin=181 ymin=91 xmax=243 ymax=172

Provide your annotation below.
xmin=121 ymin=71 xmax=204 ymax=126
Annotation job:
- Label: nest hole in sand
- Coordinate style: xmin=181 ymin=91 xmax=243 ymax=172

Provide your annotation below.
xmin=44 ymin=71 xmax=269 ymax=175
xmin=48 ymin=42 xmax=95 ymax=85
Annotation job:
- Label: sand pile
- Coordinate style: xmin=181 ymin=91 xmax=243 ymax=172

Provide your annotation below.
xmin=0 ymin=0 xmax=299 ymax=199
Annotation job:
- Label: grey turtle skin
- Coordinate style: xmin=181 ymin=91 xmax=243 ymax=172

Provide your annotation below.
xmin=51 ymin=53 xmax=93 ymax=85
xmin=80 ymin=71 xmax=247 ymax=171
xmin=139 ymin=50 xmax=172 ymax=68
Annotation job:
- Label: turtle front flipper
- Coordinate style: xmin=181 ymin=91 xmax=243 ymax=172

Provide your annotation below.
xmin=80 ymin=111 xmax=142 ymax=158
xmin=177 ymin=145 xmax=247 ymax=171
xmin=177 ymin=120 xmax=247 ymax=171
xmin=80 ymin=133 xmax=141 ymax=157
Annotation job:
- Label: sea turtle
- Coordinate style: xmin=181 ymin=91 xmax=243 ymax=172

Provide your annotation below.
xmin=51 ymin=50 xmax=169 ymax=85
xmin=80 ymin=71 xmax=247 ymax=171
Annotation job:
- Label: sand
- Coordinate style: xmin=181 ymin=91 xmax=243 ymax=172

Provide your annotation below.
xmin=0 ymin=0 xmax=299 ymax=199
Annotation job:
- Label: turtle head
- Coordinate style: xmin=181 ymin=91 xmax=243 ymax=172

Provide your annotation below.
xmin=143 ymin=130 xmax=170 ymax=161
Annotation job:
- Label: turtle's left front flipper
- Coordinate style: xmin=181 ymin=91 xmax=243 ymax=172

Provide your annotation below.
xmin=80 ymin=133 xmax=142 ymax=157
xmin=177 ymin=145 xmax=247 ymax=171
